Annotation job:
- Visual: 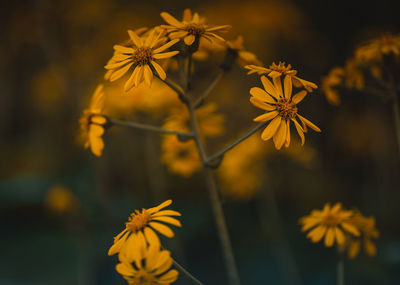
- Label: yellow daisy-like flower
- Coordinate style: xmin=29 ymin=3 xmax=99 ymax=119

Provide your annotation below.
xmin=160 ymin=9 xmax=231 ymax=46
xmin=79 ymin=84 xmax=106 ymax=157
xmin=108 ymin=200 xmax=181 ymax=261
xmin=225 ymin=36 xmax=262 ymax=67
xmin=116 ymin=243 xmax=178 ymax=285
xmin=104 ymin=29 xmax=180 ymax=91
xmin=345 ymin=213 xmax=379 ymax=259
xmin=245 ymin=62 xmax=318 ymax=92
xmin=299 ymin=203 xmax=360 ymax=247
xmin=250 ymin=75 xmax=321 ymax=150
xmin=322 ymin=67 xmax=345 ymax=106
xmin=355 ymin=33 xmax=400 ymax=63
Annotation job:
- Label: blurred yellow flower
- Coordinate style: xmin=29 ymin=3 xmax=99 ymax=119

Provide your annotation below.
xmin=246 ymin=62 xmax=318 ymax=92
xmin=356 ymin=33 xmax=400 ymax=63
xmin=218 ymin=135 xmax=266 ymax=200
xmin=108 ymin=200 xmax=181 ymax=261
xmin=79 ymin=84 xmax=106 ymax=157
xmin=345 ymin=212 xmax=379 ymax=259
xmin=105 ymin=29 xmax=179 ymax=91
xmin=322 ymin=67 xmax=344 ymax=106
xmin=299 ymin=203 xmax=360 ymax=247
xmin=160 ymin=9 xmax=231 ymax=46
xmin=343 ymin=59 xmax=364 ymax=90
xmin=116 ymin=243 xmax=178 ymax=285
xmin=250 ymin=75 xmax=321 ymax=150
xmin=44 ymin=185 xmax=79 ymax=213
xmin=225 ymin=36 xmax=262 ymax=67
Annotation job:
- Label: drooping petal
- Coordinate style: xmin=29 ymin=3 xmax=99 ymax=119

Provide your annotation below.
xmin=143 ymin=64 xmax=153 ymax=86
xmin=335 ymin=227 xmax=346 ymax=245
xmin=307 ymin=225 xmax=327 ymax=243
xmin=149 ymin=222 xmax=174 ymax=238
xmin=124 ymin=66 xmax=140 ymax=92
xmin=151 ymin=60 xmax=167 ymax=79
xmin=134 ymin=65 xmax=144 ymax=87
xmin=284 ymin=119 xmax=291 ymax=147
xmin=297 ymin=114 xmax=321 ymax=132
xmin=184 ymin=34 xmax=195 ymax=45
xmin=261 ymin=116 xmax=281 ymax=141
xmin=109 ymin=62 xmax=134 ymax=82
xmin=292 ymin=90 xmax=308 ymax=104
xmin=144 ymin=227 xmax=160 ymax=248
xmin=283 ymin=75 xmax=292 ymax=100
xmin=324 ymin=227 xmax=335 ymax=247
xmin=273 ymin=119 xmax=287 ymax=150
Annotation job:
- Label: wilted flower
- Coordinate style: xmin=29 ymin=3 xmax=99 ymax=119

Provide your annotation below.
xmin=299 ymin=203 xmax=360 ymax=247
xmin=105 ymin=29 xmax=179 ymax=91
xmin=79 ymin=84 xmax=106 ymax=157
xmin=160 ymin=9 xmax=231 ymax=46
xmin=108 ymin=200 xmax=181 ymax=261
xmin=246 ymin=62 xmax=318 ymax=92
xmin=116 ymin=242 xmax=178 ymax=285
xmin=250 ymin=75 xmax=321 ymax=149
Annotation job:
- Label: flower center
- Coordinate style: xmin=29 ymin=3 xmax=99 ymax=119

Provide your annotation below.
xmin=269 ymin=62 xmax=292 ymax=74
xmin=125 ymin=209 xmax=151 ymax=232
xmin=185 ymin=24 xmax=205 ymax=35
xmin=133 ymin=47 xmax=153 ymax=66
xmin=276 ymin=98 xmax=297 ymax=119
xmin=323 ymin=213 xmax=340 ymax=226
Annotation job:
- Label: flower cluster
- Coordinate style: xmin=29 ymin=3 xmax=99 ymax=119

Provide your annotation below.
xmin=247 ymin=64 xmax=320 ymax=149
xmin=108 ymin=200 xmax=181 ymax=284
xmin=300 ymin=203 xmax=379 ymax=259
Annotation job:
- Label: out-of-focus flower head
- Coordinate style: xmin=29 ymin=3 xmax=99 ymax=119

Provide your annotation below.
xmin=79 ymin=84 xmax=106 ymax=157
xmin=116 ymin=242 xmax=178 ymax=285
xmin=343 ymin=59 xmax=364 ymax=90
xmin=355 ymin=33 xmax=400 ymax=63
xmin=322 ymin=67 xmax=345 ymax=106
xmin=108 ymin=200 xmax=181 ymax=261
xmin=160 ymin=9 xmax=231 ymax=46
xmin=218 ymin=135 xmax=266 ymax=200
xmin=250 ymin=75 xmax=321 ymax=150
xmin=44 ymin=185 xmax=79 ymax=214
xmin=299 ymin=203 xmax=360 ymax=247
xmin=344 ymin=212 xmax=379 ymax=259
xmin=224 ymin=36 xmax=262 ymax=67
xmin=105 ymin=28 xmax=180 ymax=91
xmin=246 ymin=62 xmax=318 ymax=92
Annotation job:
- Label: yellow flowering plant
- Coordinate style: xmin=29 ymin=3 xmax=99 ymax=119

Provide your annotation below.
xmin=79 ymin=8 xmax=324 ymax=285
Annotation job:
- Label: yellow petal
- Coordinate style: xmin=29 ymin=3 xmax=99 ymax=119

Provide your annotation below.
xmin=144 ymin=227 xmax=160 ymax=248
xmin=109 ymin=62 xmax=134 ymax=82
xmin=347 ymin=240 xmax=360 ymax=259
xmin=261 ymin=116 xmax=281 ymax=141
xmin=151 ymin=216 xmax=182 ymax=227
xmin=307 ymin=225 xmax=327 ymax=243
xmin=292 ymin=90 xmax=307 ymax=104
xmin=364 ymin=238 xmax=377 ymax=256
xmin=115 ymin=262 xmax=135 ymax=277
xmin=113 ymin=45 xmax=134 ymax=54
xmin=143 ymin=64 xmax=153 ymax=87
xmin=127 ymin=30 xmax=143 ymax=47
xmin=184 ymin=34 xmax=195 ymax=45
xmin=250 ymin=97 xmax=276 ymax=111
xmin=149 ymin=222 xmax=174 ymax=238
xmin=158 ymin=269 xmax=179 ymax=283
xmin=284 ymin=119 xmax=291 ymax=148
xmin=253 ymin=111 xmax=278 ymax=122
xmin=151 ymin=210 xmax=181 ymax=217
xmin=91 ymin=115 xmax=106 ymax=125
xmin=153 ymin=39 xmax=180 ymax=53
xmin=273 ymin=76 xmax=283 ymax=98
xmin=324 ymin=227 xmax=335 ymax=247
xmin=124 ymin=66 xmax=140 ymax=92
xmin=104 ymin=59 xmax=132 ymax=70
xmin=151 ymin=60 xmax=167 ymax=80
xmin=273 ymin=119 xmax=287 ymax=150
xmin=341 ymin=222 xmax=360 ymax=237
xmin=297 ymin=114 xmax=321 ymax=132
xmin=160 ymin=12 xmax=184 ymax=27
xmin=284 ymin=75 xmax=292 ymax=100
xmin=134 ymin=65 xmax=144 ymax=87
xmin=250 ymin=87 xmax=276 ymax=103
xmin=153 ymin=51 xmax=180 ymax=59
xmin=335 ymin=227 xmax=346 ymax=246
xmin=260 ymin=76 xmax=279 ymax=99
xmin=148 ymin=200 xmax=173 ymax=213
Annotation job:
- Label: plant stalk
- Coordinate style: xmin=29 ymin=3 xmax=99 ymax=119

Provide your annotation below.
xmin=337 ymin=259 xmax=344 ymax=285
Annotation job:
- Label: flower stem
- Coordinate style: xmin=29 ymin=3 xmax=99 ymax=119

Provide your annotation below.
xmin=337 ymin=259 xmax=344 ymax=285
xmin=187 ymin=100 xmax=241 ymax=285
xmin=205 ymin=122 xmax=267 ymax=166
xmin=194 ymin=68 xmax=225 ymax=108
xmin=154 ymin=74 xmax=187 ymax=103
xmin=387 ymin=71 xmax=400 ymax=159
xmin=171 ymin=256 xmax=204 ymax=285
xmin=108 ymin=118 xmax=193 ymax=138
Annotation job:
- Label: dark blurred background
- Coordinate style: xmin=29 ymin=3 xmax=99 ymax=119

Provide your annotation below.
xmin=1 ymin=0 xmax=400 ymax=284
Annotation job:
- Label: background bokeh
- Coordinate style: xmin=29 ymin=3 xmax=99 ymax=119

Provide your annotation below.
xmin=1 ymin=0 xmax=400 ymax=284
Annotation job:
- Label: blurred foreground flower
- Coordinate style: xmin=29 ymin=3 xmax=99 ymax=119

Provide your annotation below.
xmin=108 ymin=200 xmax=181 ymax=261
xmin=105 ymin=29 xmax=179 ymax=90
xmin=160 ymin=9 xmax=231 ymax=46
xmin=44 ymin=185 xmax=79 ymax=214
xmin=250 ymin=75 xmax=321 ymax=149
xmin=79 ymin=84 xmax=106 ymax=157
xmin=299 ymin=203 xmax=360 ymax=247
xmin=345 ymin=212 xmax=379 ymax=259
xmin=117 ymin=243 xmax=178 ymax=285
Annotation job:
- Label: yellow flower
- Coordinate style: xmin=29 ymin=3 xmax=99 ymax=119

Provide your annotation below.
xmin=104 ymin=29 xmax=179 ymax=91
xmin=160 ymin=9 xmax=231 ymax=46
xmin=245 ymin=62 xmax=318 ymax=92
xmin=250 ymin=75 xmax=321 ymax=150
xmin=44 ymin=184 xmax=79 ymax=213
xmin=299 ymin=203 xmax=360 ymax=247
xmin=225 ymin=36 xmax=262 ymax=67
xmin=116 ymin=243 xmax=178 ymax=285
xmin=355 ymin=33 xmax=400 ymax=63
xmin=321 ymin=67 xmax=344 ymax=106
xmin=161 ymin=136 xmax=201 ymax=177
xmin=79 ymin=84 xmax=106 ymax=157
xmin=218 ymin=135 xmax=266 ymax=200
xmin=345 ymin=213 xmax=379 ymax=259
xmin=108 ymin=200 xmax=181 ymax=261
xmin=343 ymin=59 xmax=364 ymax=89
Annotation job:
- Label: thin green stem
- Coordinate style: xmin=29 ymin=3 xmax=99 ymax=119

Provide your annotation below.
xmin=154 ymin=74 xmax=187 ymax=103
xmin=187 ymin=100 xmax=241 ymax=285
xmin=337 ymin=259 xmax=344 ymax=285
xmin=171 ymin=257 xmax=204 ymax=285
xmin=108 ymin=118 xmax=193 ymax=137
xmin=205 ymin=122 xmax=267 ymax=166
xmin=194 ymin=69 xmax=224 ymax=108
xmin=186 ymin=52 xmax=193 ymax=92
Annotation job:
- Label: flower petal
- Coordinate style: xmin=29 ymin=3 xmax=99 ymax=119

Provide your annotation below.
xmin=261 ymin=116 xmax=281 ymax=141
xmin=253 ymin=111 xmax=278 ymax=122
